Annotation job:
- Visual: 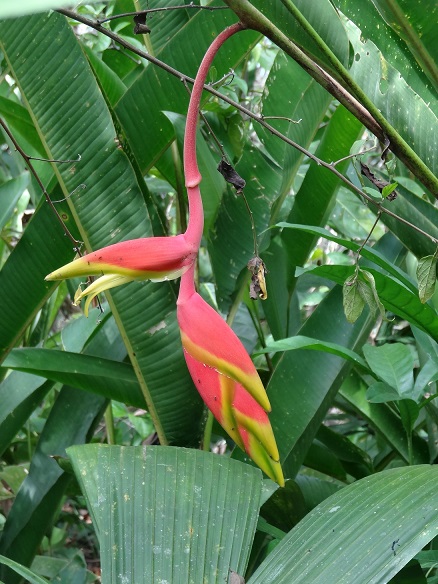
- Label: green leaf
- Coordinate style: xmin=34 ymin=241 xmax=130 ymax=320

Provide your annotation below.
xmin=303 ymin=264 xmax=438 ymax=341
xmin=366 ymin=381 xmax=404 ymax=403
xmin=343 ymin=17 xmax=437 ymax=178
xmin=343 ymin=274 xmax=365 ymax=323
xmin=370 ymin=0 xmax=438 ymax=89
xmin=417 ymin=254 xmax=437 ymax=303
xmin=0 ymin=372 xmax=52 ymax=456
xmin=363 ymin=343 xmax=414 ymax=395
xmin=358 ymin=270 xmax=387 ymax=320
xmin=398 ymin=399 xmax=420 ymax=435
xmin=249 ymin=466 xmax=438 ymax=584
xmin=251 ymin=0 xmax=350 ymax=69
xmin=335 ymin=0 xmax=437 ymax=109
xmin=0 ymin=556 xmax=48 ymax=584
xmin=2 ymin=348 xmax=145 ymax=407
xmin=257 ymin=334 xmax=370 ymax=371
xmin=382 ymin=181 xmax=398 ymax=198
xmin=0 ymin=174 xmax=29 ymax=229
xmin=0 ymin=12 xmax=205 ymax=445
xmin=68 ymin=444 xmax=262 ymax=584
xmin=363 ymin=186 xmax=383 ymax=200
xmin=0 ymin=194 xmax=77 ymax=363
xmin=340 ymin=371 xmax=428 ymax=463
xmin=277 ymin=223 xmax=416 ymax=292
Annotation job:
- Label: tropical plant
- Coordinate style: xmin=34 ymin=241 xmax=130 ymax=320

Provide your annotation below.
xmin=0 ymin=1 xmax=437 ymax=583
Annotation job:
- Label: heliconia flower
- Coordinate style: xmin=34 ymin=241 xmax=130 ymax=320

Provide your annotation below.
xmin=45 ymin=234 xmax=198 ymax=316
xmin=177 ymin=268 xmax=284 ymax=486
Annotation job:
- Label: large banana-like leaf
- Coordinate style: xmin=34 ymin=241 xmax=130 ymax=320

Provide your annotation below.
xmin=68 ymin=444 xmax=262 ymax=584
xmin=0 ymin=12 xmax=205 ymax=445
xmin=250 ymin=0 xmax=350 ymax=69
xmin=371 ymin=0 xmax=438 ymax=88
xmin=335 ymin=0 xmax=437 ymax=107
xmin=249 ymin=465 xmax=438 ymax=583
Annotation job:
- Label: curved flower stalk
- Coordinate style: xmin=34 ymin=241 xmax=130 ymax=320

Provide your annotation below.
xmin=45 ymin=21 xmax=284 ymax=485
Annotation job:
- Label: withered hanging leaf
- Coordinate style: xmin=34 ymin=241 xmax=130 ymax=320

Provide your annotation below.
xmin=417 ymin=254 xmax=438 ymax=303
xmin=247 ymin=256 xmax=268 ymax=300
xmin=360 ymin=162 xmax=398 ymax=200
xmin=133 ymin=13 xmax=151 ymax=35
xmin=217 ymin=159 xmax=246 ymax=193
xmin=343 ymin=274 xmax=365 ymax=323
xmin=360 ymin=270 xmax=388 ymax=320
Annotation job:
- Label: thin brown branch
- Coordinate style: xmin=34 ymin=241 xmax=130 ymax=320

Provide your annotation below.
xmin=55 ymin=9 xmax=438 ymax=247
xmin=0 ymin=117 xmax=82 ymax=250
xmin=97 ymin=3 xmax=229 ymax=25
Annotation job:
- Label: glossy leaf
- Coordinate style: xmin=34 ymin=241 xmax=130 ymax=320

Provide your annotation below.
xmin=256 ymin=334 xmax=370 ymax=372
xmin=2 ymin=348 xmax=145 ymax=407
xmin=363 ymin=343 xmax=414 ymax=395
xmin=417 ymin=254 xmax=437 ymax=303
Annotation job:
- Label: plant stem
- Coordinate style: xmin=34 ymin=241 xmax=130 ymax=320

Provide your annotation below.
xmin=0 ymin=117 xmax=82 ymax=251
xmin=104 ymin=402 xmax=116 ymax=445
xmin=279 ymin=0 xmax=437 ymax=194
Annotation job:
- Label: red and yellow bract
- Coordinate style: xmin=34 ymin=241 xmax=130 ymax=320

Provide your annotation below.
xmin=45 ymin=22 xmax=284 ymax=486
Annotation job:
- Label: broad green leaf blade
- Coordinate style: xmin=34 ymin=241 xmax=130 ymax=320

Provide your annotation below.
xmin=249 ymin=465 xmax=438 ymax=584
xmin=0 ymin=175 xmax=28 ymax=229
xmin=417 ymin=254 xmax=437 ymax=303
xmin=251 ymin=0 xmax=350 ymax=69
xmin=0 ymin=556 xmax=48 ymax=584
xmin=68 ymin=444 xmax=262 ymax=584
xmin=344 ymin=17 xmax=437 ymax=178
xmin=370 ymin=0 xmax=438 ymax=89
xmin=0 ymin=12 xmax=205 ymax=445
xmin=335 ymin=0 xmax=437 ymax=110
xmin=256 ymin=334 xmax=370 ymax=371
xmin=0 ymin=372 xmax=52 ymax=457
xmin=363 ymin=343 xmax=414 ymax=394
xmin=366 ymin=381 xmax=402 ymax=403
xmin=2 ymin=348 xmax=145 ymax=407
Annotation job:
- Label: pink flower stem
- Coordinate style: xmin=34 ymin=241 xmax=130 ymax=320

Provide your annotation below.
xmin=180 ymin=21 xmax=244 ymax=304
xmin=183 ymin=21 xmax=244 ymax=250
